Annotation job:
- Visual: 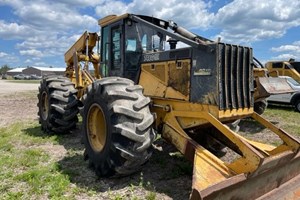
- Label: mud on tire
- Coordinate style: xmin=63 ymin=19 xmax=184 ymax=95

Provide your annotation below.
xmin=37 ymin=75 xmax=79 ymax=134
xmin=82 ymin=77 xmax=155 ymax=177
xmin=254 ymin=100 xmax=268 ymax=115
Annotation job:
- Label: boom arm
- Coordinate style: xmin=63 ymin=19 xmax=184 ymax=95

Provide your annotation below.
xmin=168 ymin=20 xmax=213 ymax=45
xmin=64 ymin=31 xmax=100 ymax=92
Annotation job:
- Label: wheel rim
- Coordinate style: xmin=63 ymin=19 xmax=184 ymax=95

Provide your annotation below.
xmin=297 ymin=102 xmax=300 ymax=112
xmin=87 ymin=103 xmax=107 ymax=152
xmin=41 ymin=91 xmax=49 ymax=120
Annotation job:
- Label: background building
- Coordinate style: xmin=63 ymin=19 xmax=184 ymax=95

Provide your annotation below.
xmin=6 ymin=68 xmax=25 ymax=76
xmin=7 ymin=67 xmax=65 ymax=77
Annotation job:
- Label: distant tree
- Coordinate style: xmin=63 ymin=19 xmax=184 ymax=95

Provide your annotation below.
xmin=0 ymin=64 xmax=12 ymax=75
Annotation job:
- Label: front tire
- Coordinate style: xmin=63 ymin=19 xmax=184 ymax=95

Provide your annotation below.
xmin=295 ymin=100 xmax=300 ymax=112
xmin=82 ymin=77 xmax=155 ymax=177
xmin=37 ymin=76 xmax=79 ymax=134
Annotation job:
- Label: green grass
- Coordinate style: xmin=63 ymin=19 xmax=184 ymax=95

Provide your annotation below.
xmin=264 ymin=105 xmax=300 ymax=136
xmin=0 ymin=122 xmax=74 ymax=199
xmin=0 ymin=121 xmax=159 ymax=200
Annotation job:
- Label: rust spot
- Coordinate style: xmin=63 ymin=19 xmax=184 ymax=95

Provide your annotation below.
xmin=185 ymin=140 xmax=196 ymax=162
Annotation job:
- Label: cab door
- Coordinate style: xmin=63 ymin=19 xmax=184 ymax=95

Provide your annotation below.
xmin=100 ymin=22 xmax=124 ymax=77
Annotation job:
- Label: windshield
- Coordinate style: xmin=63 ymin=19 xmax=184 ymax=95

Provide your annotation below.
xmin=287 ymin=77 xmax=300 ymax=86
xmin=290 ymin=62 xmax=300 ymax=73
xmin=125 ymin=20 xmax=166 ymax=53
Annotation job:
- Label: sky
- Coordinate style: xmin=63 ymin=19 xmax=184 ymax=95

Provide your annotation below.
xmin=0 ymin=0 xmax=299 ymax=68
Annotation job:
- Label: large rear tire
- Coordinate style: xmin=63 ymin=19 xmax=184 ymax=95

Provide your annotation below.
xmin=82 ymin=77 xmax=155 ymax=177
xmin=37 ymin=76 xmax=79 ymax=134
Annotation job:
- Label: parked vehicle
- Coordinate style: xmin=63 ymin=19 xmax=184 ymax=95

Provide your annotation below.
xmin=13 ymin=74 xmax=30 ymax=80
xmin=267 ymin=76 xmax=300 ymax=112
xmin=1 ymin=74 xmax=8 ymax=79
xmin=29 ymin=74 xmax=42 ymax=80
xmin=253 ymin=57 xmax=294 ymax=114
xmin=266 ymin=59 xmax=300 ymax=83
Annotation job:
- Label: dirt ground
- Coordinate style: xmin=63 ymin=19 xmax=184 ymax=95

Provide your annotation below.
xmin=0 ymin=79 xmax=298 ymax=199
xmin=0 ymin=80 xmax=39 ymax=127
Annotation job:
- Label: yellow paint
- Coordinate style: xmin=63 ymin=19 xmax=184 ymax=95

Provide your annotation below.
xmin=266 ymin=61 xmax=300 ymax=83
xmin=87 ymin=103 xmax=107 ymax=152
xmin=139 ymin=70 xmax=166 ymax=97
xmin=252 ymin=112 xmax=300 ymax=151
xmin=98 ymin=13 xmax=129 ymax=27
xmin=219 ymin=107 xmax=253 ymax=119
xmin=139 ymin=59 xmax=190 ymax=101
xmin=142 ymin=62 xmax=169 ymax=84
xmin=165 ymin=87 xmax=189 ymax=101
xmin=193 ymin=148 xmax=234 ymax=190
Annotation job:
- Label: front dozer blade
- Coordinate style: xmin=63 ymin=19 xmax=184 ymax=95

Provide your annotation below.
xmin=162 ymin=111 xmax=300 ymax=200
xmin=190 ymin=112 xmax=300 ymax=200
xmin=191 ymin=147 xmax=300 ymax=200
xmin=255 ymin=77 xmax=294 ymax=101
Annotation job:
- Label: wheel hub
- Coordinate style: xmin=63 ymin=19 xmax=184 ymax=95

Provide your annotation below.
xmin=87 ymin=103 xmax=107 ymax=152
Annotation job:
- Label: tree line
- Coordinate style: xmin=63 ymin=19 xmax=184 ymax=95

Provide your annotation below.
xmin=0 ymin=65 xmax=12 ymax=75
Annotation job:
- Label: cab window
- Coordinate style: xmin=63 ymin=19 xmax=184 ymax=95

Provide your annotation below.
xmin=111 ymin=26 xmax=121 ymax=70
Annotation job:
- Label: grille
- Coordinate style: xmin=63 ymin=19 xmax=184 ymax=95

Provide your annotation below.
xmin=218 ymin=43 xmax=253 ymax=110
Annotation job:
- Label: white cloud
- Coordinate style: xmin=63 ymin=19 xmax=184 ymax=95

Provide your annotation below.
xmin=34 ymin=61 xmax=48 ymax=67
xmin=271 ymin=44 xmax=300 ymax=53
xmin=0 ymin=52 xmax=8 ymax=57
xmin=95 ymin=0 xmax=214 ymax=29
xmin=0 ymin=0 xmax=99 ymax=66
xmin=15 ymin=4 xmax=97 ymax=31
xmin=16 ymin=34 xmax=82 ymax=56
xmin=0 ymin=51 xmax=19 ymax=63
xmin=24 ymin=59 xmax=32 ymax=63
xmin=57 ymin=0 xmax=105 ymax=7
xmin=271 ymin=40 xmax=300 ymax=60
xmin=0 ymin=20 xmax=35 ymax=39
xmin=271 ymin=53 xmax=296 ymax=60
xmin=213 ymin=0 xmax=300 ymax=44
xmin=1 ymin=0 xmax=97 ymax=31
xmin=19 ymin=49 xmax=43 ymax=57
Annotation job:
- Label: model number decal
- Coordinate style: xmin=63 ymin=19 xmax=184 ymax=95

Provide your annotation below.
xmin=194 ymin=68 xmax=212 ymax=76
xmin=143 ymin=53 xmax=160 ymax=62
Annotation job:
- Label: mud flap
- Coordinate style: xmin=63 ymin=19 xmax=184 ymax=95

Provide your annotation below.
xmin=254 ymin=77 xmax=294 ymax=102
